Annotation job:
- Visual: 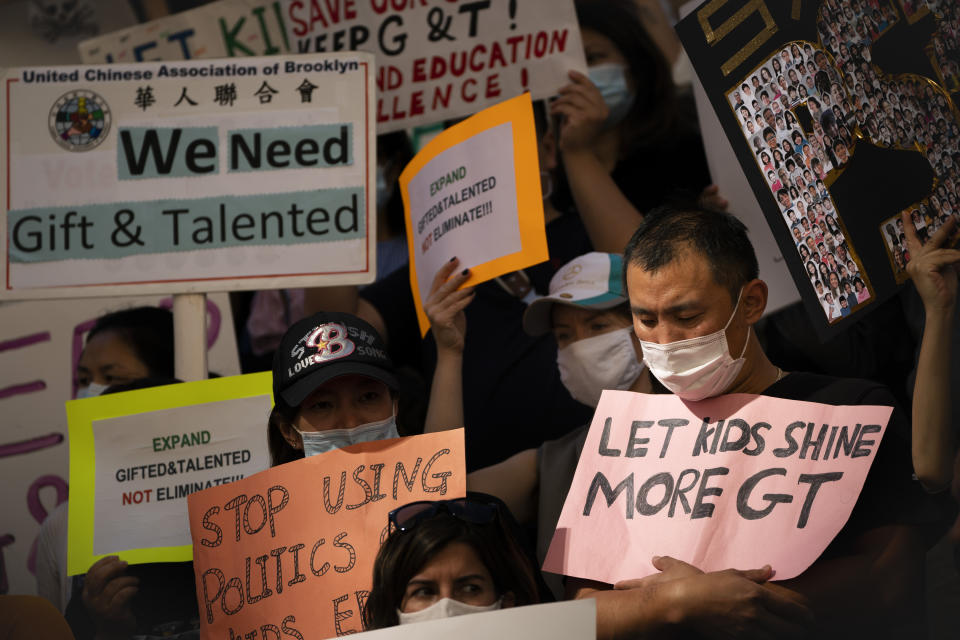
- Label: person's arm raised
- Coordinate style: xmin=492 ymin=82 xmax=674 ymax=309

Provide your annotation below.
xmin=467 ymin=449 xmax=539 ymax=525
xmin=903 ymin=212 xmax=960 ymax=490
xmin=549 ymin=71 xmax=643 ymax=253
xmin=550 ymin=72 xmax=727 ymax=253
xmin=422 ymin=258 xmax=473 ymax=434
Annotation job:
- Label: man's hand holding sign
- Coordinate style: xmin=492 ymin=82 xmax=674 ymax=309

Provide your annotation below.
xmin=544 ymin=207 xmax=930 ymax=639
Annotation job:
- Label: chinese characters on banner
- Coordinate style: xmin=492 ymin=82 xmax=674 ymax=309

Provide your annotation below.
xmin=1 ymin=52 xmax=376 ymax=299
xmin=676 ymin=0 xmax=960 ymax=340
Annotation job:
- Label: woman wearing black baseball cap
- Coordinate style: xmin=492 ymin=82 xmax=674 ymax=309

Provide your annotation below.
xmin=268 ymin=311 xmax=401 ymax=466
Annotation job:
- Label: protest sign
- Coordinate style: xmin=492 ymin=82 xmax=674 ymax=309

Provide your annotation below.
xmin=675 ymin=0 xmax=960 ymax=340
xmin=79 ymin=0 xmax=289 ymax=64
xmin=188 ymin=428 xmax=466 ymax=640
xmin=284 ymin=0 xmax=587 ymax=132
xmin=66 ymin=372 xmax=272 ymax=575
xmin=399 ymin=93 xmax=548 ymax=335
xmin=79 ymin=0 xmax=587 ymax=134
xmin=543 ymin=390 xmax=892 ymax=583
xmin=1 ymin=51 xmax=376 ymax=300
xmin=349 ymin=600 xmax=596 ymax=640
xmin=686 ymin=58 xmax=800 ymax=315
xmin=0 ymin=293 xmax=239 ymax=597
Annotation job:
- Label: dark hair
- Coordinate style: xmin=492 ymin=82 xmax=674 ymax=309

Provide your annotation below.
xmin=574 ymin=0 xmax=677 ymax=147
xmin=103 ymin=377 xmax=181 ymax=394
xmin=364 ymin=495 xmax=541 ymax=629
xmin=608 ymin=300 xmax=632 ymax=322
xmin=377 ymin=131 xmax=415 ymax=238
xmin=623 ymin=206 xmax=759 ymax=302
xmin=267 ymin=404 xmax=303 ymax=467
xmin=87 ymin=307 xmax=175 ymax=378
xmin=532 ymin=100 xmax=549 ymax=140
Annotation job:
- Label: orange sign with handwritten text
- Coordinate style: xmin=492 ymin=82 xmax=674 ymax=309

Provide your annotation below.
xmin=188 ymin=429 xmax=466 ymax=639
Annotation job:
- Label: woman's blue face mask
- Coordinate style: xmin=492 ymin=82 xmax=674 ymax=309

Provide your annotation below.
xmin=297 ymin=414 xmax=399 ymax=457
xmin=588 ymin=63 xmax=635 ymax=128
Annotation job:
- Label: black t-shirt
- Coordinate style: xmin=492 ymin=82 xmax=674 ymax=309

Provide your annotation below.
xmin=762 ymin=372 xmax=947 ymax=550
xmin=361 ymin=213 xmax=596 ymax=470
xmin=552 ymin=125 xmax=712 ymax=216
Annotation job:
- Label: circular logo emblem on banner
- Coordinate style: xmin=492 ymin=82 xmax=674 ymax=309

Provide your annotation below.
xmin=49 ymin=90 xmax=111 ymax=152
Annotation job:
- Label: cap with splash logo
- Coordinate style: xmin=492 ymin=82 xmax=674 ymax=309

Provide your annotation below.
xmin=273 ymin=312 xmax=398 ymax=409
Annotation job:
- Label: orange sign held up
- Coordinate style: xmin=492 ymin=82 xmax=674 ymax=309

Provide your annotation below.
xmin=400 ymin=93 xmax=549 ymax=336
xmin=188 ymin=429 xmax=466 ymax=639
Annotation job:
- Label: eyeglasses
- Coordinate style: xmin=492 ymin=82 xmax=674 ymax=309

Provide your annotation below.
xmin=388 ymin=498 xmax=499 ymax=533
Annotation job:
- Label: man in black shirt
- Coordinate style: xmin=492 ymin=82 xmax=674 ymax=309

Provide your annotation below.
xmin=564 ymin=206 xmax=947 ymax=639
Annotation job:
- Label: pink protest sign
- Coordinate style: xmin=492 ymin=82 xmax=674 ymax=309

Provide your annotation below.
xmin=542 ymin=390 xmax=893 ymax=583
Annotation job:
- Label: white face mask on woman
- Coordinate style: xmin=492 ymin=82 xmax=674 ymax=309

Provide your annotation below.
xmin=557 ymin=327 xmax=645 ymax=407
xmin=397 ymin=597 xmax=502 ymax=625
xmin=297 ymin=414 xmax=399 ymax=457
xmin=639 ymin=290 xmax=749 ymax=401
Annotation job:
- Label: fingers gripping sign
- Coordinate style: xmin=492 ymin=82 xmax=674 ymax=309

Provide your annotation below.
xmin=903 ymin=211 xmax=960 ymax=312
xmin=613 ymin=556 xmax=773 ymax=594
xmin=424 ymin=257 xmax=475 ymax=354
xmin=82 ymin=555 xmax=140 ymax=638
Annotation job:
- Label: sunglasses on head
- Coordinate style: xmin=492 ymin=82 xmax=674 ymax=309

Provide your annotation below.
xmin=388 ymin=498 xmax=499 ymax=533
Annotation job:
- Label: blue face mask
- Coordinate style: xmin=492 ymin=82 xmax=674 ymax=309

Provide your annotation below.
xmin=297 ymin=415 xmax=399 ymax=457
xmin=76 ymin=382 xmax=109 ymax=399
xmin=588 ymin=63 xmax=635 ymax=128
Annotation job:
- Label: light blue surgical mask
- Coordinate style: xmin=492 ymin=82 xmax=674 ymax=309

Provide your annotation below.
xmin=76 ymin=382 xmax=109 ymax=399
xmin=588 ymin=62 xmax=635 ymax=128
xmin=297 ymin=415 xmax=399 ymax=457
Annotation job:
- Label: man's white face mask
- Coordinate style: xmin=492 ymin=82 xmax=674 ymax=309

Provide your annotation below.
xmin=639 ymin=289 xmax=749 ymax=401
xmin=557 ymin=327 xmax=645 ymax=407
xmin=397 ymin=597 xmax=502 ymax=625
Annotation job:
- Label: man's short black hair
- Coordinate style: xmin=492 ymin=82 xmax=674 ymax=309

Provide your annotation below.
xmin=623 ymin=206 xmax=760 ymax=302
